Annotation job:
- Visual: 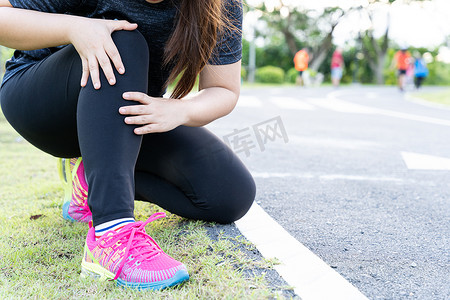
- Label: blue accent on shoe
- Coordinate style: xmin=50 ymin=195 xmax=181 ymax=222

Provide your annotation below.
xmin=116 ymin=269 xmax=189 ymax=290
xmin=62 ymin=201 xmax=76 ymax=222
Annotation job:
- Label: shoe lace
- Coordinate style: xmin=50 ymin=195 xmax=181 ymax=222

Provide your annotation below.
xmin=77 ymin=201 xmax=92 ymax=221
xmin=98 ymin=212 xmax=166 ymax=281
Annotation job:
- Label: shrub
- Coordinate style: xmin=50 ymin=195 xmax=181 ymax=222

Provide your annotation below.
xmin=241 ymin=66 xmax=247 ymax=81
xmin=255 ymin=66 xmax=285 ymax=84
xmin=286 ymin=68 xmax=298 ymax=83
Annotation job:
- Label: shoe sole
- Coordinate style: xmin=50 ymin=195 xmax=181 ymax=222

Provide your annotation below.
xmin=62 ymin=201 xmax=76 ymax=222
xmin=57 ymin=158 xmax=72 ymax=204
xmin=81 ymin=260 xmax=189 ymax=290
xmin=59 ymin=158 xmax=75 ymax=222
xmin=117 ymin=269 xmax=189 ymax=290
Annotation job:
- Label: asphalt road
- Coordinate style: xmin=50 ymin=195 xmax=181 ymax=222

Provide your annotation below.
xmin=206 ymin=85 xmax=450 ymax=300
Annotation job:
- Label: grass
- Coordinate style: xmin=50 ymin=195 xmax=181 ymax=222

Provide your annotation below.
xmin=0 ymin=111 xmax=285 ymax=299
xmin=241 ymin=82 xmax=296 ymax=89
xmin=414 ymin=88 xmax=450 ymax=106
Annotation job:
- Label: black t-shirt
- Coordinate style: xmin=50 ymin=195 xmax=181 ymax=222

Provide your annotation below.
xmin=2 ymin=0 xmax=242 ymax=96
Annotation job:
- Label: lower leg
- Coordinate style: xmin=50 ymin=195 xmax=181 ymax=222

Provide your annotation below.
xmin=77 ymin=30 xmax=149 ymax=226
xmin=398 ymin=75 xmax=404 ymax=90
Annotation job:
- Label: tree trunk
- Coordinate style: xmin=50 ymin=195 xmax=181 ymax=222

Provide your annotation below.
xmin=364 ymin=9 xmax=390 ymax=84
xmin=282 ymin=29 xmax=298 ymax=56
xmin=309 ymin=32 xmax=333 ymax=71
xmin=375 ymin=54 xmax=385 ymax=84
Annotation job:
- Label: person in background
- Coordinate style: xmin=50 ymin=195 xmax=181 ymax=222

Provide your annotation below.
xmin=391 ymin=47 xmax=412 ymax=91
xmin=293 ymin=47 xmax=309 ymax=86
xmin=330 ymin=47 xmax=344 ymax=88
xmin=413 ymin=52 xmax=429 ymax=89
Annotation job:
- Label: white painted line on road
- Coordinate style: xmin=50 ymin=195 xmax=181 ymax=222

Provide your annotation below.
xmin=405 ymin=94 xmax=450 ymax=111
xmin=309 ymin=97 xmax=376 ymax=114
xmin=319 ymin=174 xmax=404 ymax=182
xmin=288 ymin=135 xmax=381 ymax=150
xmin=270 ymin=96 xmax=316 ymax=110
xmin=326 ymin=91 xmax=450 ymax=127
xmin=401 ymin=152 xmax=450 ymax=170
xmin=237 ymin=95 xmax=262 ymax=107
xmin=366 ymin=92 xmax=378 ymax=99
xmin=235 ymin=203 xmax=369 ymax=300
xmin=252 ymin=172 xmax=405 ymax=183
xmin=251 ymin=172 xmax=314 ymax=179
xmin=375 ymin=109 xmax=450 ymax=127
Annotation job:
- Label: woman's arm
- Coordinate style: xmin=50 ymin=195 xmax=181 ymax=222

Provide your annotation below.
xmin=181 ymin=60 xmax=241 ymax=127
xmin=0 ymin=5 xmax=137 ymax=88
xmin=0 ymin=0 xmax=11 ymax=7
xmin=0 ymin=7 xmax=74 ymax=50
xmin=119 ymin=60 xmax=242 ymax=134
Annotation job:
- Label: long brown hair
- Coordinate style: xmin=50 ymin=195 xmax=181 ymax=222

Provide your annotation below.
xmin=164 ymin=0 xmax=226 ymax=99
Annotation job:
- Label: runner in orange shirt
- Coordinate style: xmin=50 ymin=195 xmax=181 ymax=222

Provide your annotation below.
xmin=294 ymin=48 xmax=309 ymax=86
xmin=392 ymin=48 xmax=412 ymax=91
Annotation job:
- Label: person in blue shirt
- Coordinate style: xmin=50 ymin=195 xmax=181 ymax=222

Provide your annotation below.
xmin=413 ymin=52 xmax=429 ymax=89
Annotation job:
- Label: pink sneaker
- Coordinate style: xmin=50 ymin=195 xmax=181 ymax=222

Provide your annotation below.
xmin=58 ymin=157 xmax=92 ymax=222
xmin=81 ymin=212 xmax=189 ymax=290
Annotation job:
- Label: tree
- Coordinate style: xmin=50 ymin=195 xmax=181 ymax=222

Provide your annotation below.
xmin=248 ymin=0 xmax=348 ymax=72
xmin=361 ymin=0 xmax=430 ymax=84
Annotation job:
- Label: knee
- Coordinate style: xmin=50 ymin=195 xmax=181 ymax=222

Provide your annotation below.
xmin=208 ymin=174 xmax=256 ymax=224
xmin=111 ymin=30 xmax=149 ymax=69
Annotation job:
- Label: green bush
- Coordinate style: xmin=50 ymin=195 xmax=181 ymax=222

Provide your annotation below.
xmin=426 ymin=61 xmax=450 ymax=85
xmin=0 ymin=46 xmax=15 ymax=81
xmin=241 ymin=66 xmax=247 ymax=81
xmin=255 ymin=66 xmax=285 ymax=84
xmin=384 ymin=69 xmax=397 ymax=85
xmin=286 ymin=68 xmax=298 ymax=83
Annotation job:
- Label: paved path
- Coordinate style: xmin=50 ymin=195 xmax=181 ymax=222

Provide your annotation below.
xmin=206 ymin=86 xmax=450 ymax=300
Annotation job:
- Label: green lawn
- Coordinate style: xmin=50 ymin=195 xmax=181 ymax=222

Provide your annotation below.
xmin=0 ymin=111 xmax=286 ymax=299
xmin=415 ymin=88 xmax=450 ymax=106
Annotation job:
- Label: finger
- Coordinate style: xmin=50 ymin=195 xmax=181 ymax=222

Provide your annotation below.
xmin=134 ymin=124 xmax=159 ymax=135
xmin=112 ymin=20 xmax=138 ymax=31
xmin=122 ymin=92 xmax=150 ymax=103
xmin=80 ymin=57 xmax=89 ymax=87
xmin=88 ymin=56 xmax=101 ymax=89
xmin=119 ymin=104 xmax=149 ymax=115
xmin=104 ymin=40 xmax=125 ymax=75
xmin=97 ymin=50 xmax=116 ymax=85
xmin=124 ymin=115 xmax=152 ymax=125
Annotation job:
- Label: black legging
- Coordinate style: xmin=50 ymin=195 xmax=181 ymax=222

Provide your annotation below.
xmin=0 ymin=30 xmax=255 ymax=226
xmin=414 ymin=76 xmax=425 ymax=89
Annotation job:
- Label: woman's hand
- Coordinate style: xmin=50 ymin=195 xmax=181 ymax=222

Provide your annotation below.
xmin=68 ymin=18 xmax=137 ymax=89
xmin=119 ymin=92 xmax=188 ymax=135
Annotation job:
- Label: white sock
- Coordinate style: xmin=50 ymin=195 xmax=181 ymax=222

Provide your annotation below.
xmin=95 ymin=218 xmax=134 ymax=240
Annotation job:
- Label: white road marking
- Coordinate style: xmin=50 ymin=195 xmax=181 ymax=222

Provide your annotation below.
xmin=319 ymin=174 xmax=404 ymax=182
xmin=308 ymin=97 xmax=376 ymax=114
xmin=405 ymin=94 xmax=450 ymax=111
xmin=365 ymin=92 xmax=378 ymax=99
xmin=374 ymin=109 xmax=450 ymax=127
xmin=251 ymin=172 xmax=315 ymax=179
xmin=251 ymin=172 xmax=405 ymax=183
xmin=270 ymin=96 xmax=316 ymax=110
xmin=288 ymin=135 xmax=381 ymax=150
xmin=325 ymin=91 xmax=450 ymax=127
xmin=401 ymin=152 xmax=450 ymax=170
xmin=237 ymin=95 xmax=263 ymax=107
xmin=235 ymin=203 xmax=369 ymax=300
